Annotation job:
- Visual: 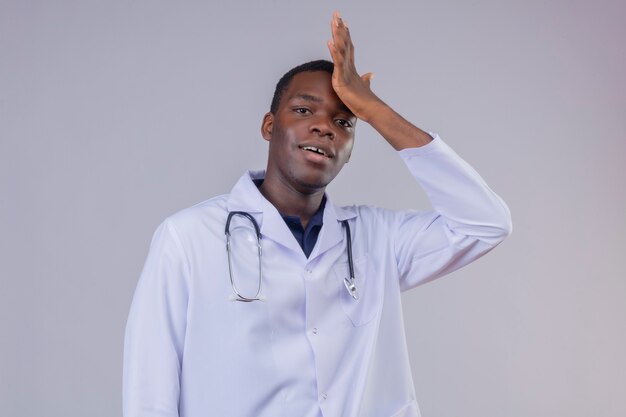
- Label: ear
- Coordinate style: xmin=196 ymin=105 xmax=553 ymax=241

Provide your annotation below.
xmin=261 ymin=112 xmax=274 ymax=141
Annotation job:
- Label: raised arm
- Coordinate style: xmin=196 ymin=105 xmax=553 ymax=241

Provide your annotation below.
xmin=326 ymin=10 xmax=432 ymax=150
xmin=327 ymin=11 xmax=511 ymax=290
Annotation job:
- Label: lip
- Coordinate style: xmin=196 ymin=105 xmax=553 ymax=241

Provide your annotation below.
xmin=298 ymin=142 xmax=334 ymax=159
xmin=300 ymin=148 xmax=332 ymax=165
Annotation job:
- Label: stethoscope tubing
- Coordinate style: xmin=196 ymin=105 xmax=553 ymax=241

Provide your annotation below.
xmin=225 ymin=211 xmax=263 ymax=302
xmin=225 ymin=211 xmax=357 ymax=302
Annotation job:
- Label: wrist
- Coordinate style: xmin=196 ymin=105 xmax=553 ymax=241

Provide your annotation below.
xmin=359 ymin=98 xmax=389 ymax=124
xmin=363 ymin=103 xmax=432 ymax=150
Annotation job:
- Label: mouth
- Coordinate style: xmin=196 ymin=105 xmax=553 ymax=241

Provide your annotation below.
xmin=299 ymin=145 xmax=332 ymax=159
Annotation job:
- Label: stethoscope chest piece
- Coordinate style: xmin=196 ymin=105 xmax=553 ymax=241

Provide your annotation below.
xmin=341 ymin=219 xmax=359 ymax=300
xmin=344 ymin=276 xmax=359 ymax=300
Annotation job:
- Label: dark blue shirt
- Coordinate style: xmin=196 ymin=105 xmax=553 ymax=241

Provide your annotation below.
xmin=254 ymin=179 xmax=325 ymax=258
xmin=280 ymin=198 xmax=325 ymax=258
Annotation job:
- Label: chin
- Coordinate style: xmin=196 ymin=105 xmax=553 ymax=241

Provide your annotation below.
xmin=294 ymin=174 xmax=333 ymax=192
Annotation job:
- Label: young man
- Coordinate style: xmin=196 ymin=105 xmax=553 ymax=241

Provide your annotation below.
xmin=123 ymin=11 xmax=511 ymax=417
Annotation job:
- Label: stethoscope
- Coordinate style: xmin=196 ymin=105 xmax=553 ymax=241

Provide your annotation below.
xmin=225 ymin=211 xmax=358 ymax=302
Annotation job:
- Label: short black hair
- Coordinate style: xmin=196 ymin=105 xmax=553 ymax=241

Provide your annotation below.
xmin=270 ymin=60 xmax=334 ymax=114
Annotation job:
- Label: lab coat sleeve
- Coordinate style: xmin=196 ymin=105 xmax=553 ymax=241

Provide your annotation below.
xmin=123 ymin=219 xmax=189 ymax=417
xmin=394 ymin=135 xmax=512 ymax=291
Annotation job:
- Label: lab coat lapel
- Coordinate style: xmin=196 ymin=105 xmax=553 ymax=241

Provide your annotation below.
xmin=310 ymin=196 xmax=357 ymax=260
xmin=259 ymin=207 xmax=305 ymax=256
xmin=226 ymin=170 xmax=305 ymax=257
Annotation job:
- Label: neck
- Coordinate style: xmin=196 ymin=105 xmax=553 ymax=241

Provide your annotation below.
xmin=259 ymin=173 xmax=325 ymax=228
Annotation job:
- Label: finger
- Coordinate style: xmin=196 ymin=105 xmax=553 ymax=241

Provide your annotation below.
xmin=330 ymin=11 xmax=342 ymax=44
xmin=329 ymin=11 xmax=353 ymax=71
xmin=340 ymin=17 xmax=355 ymax=64
xmin=327 ymin=39 xmax=346 ymax=67
xmin=327 ymin=39 xmax=338 ymax=63
xmin=330 ymin=13 xmax=341 ymax=50
xmin=333 ymin=10 xmax=342 ymax=28
xmin=348 ymin=27 xmax=355 ymax=64
xmin=329 ymin=27 xmax=347 ymax=64
xmin=331 ymin=31 xmax=350 ymax=64
xmin=330 ymin=12 xmax=354 ymax=64
xmin=331 ymin=12 xmax=349 ymax=47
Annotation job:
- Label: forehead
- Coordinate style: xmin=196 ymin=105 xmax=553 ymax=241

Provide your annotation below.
xmin=283 ymin=71 xmax=349 ymax=111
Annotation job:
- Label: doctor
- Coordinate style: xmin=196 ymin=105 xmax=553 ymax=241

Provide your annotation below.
xmin=123 ymin=11 xmax=512 ymax=417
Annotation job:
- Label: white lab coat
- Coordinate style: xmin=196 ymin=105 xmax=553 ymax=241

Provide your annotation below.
xmin=123 ymin=136 xmax=512 ymax=417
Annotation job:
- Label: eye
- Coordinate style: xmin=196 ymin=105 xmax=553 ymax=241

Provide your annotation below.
xmin=335 ymin=118 xmax=353 ymax=128
xmin=293 ymin=107 xmax=311 ymax=115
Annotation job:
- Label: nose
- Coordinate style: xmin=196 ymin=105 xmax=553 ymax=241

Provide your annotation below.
xmin=310 ymin=116 xmax=335 ymax=140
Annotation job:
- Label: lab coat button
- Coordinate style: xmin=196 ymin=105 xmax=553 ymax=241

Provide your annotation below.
xmin=312 ymin=327 xmax=318 ymax=334
xmin=321 ymin=393 xmax=328 ymax=400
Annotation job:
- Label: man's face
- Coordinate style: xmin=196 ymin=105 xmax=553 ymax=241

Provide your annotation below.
xmin=261 ymin=71 xmax=356 ymax=194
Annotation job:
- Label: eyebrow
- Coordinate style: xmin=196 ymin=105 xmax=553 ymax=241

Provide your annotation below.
xmin=289 ymin=93 xmax=322 ymax=103
xmin=288 ymin=93 xmax=355 ymax=117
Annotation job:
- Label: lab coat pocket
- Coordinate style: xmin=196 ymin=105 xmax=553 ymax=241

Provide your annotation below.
xmin=332 ymin=254 xmax=383 ymax=326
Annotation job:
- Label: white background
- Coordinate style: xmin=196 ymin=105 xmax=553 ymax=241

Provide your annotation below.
xmin=1 ymin=1 xmax=624 ymax=416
